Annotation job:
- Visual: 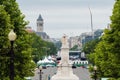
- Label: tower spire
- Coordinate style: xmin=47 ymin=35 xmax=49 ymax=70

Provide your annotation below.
xmin=37 ymin=14 xmax=43 ymax=21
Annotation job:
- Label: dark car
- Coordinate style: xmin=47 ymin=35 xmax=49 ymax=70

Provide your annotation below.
xmin=72 ymin=65 xmax=77 ymax=69
xmin=42 ymin=65 xmax=47 ymax=69
xmin=56 ymin=57 xmax=61 ymax=60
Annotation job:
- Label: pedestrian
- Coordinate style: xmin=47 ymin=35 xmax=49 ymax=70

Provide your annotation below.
xmin=48 ymin=74 xmax=50 ymax=80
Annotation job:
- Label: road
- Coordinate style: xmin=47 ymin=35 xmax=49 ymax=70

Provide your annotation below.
xmin=31 ymin=67 xmax=91 ymax=80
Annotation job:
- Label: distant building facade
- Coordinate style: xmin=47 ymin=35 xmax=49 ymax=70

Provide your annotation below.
xmin=80 ymin=29 xmax=103 ymax=45
xmin=68 ymin=29 xmax=103 ymax=49
xmin=80 ymin=32 xmax=93 ymax=45
xmin=69 ymin=36 xmax=82 ymax=49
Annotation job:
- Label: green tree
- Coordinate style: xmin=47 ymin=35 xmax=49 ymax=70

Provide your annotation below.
xmin=30 ymin=33 xmax=46 ymax=63
xmin=45 ymin=41 xmax=57 ymax=56
xmin=30 ymin=32 xmax=57 ymax=63
xmin=54 ymin=40 xmax=61 ymax=51
xmin=0 ymin=5 xmax=12 ymax=80
xmin=0 ymin=0 xmax=36 ymax=79
xmin=82 ymin=38 xmax=100 ymax=54
xmin=70 ymin=45 xmax=79 ymax=51
xmin=89 ymin=0 xmax=120 ymax=79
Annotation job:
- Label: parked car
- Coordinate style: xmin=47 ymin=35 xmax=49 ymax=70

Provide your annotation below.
xmin=42 ymin=65 xmax=47 ymax=69
xmin=72 ymin=65 xmax=77 ymax=69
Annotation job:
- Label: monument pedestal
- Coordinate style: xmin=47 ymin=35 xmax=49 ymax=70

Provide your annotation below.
xmin=52 ymin=75 xmax=79 ymax=80
xmin=51 ymin=60 xmax=79 ymax=80
xmin=51 ymin=35 xmax=79 ymax=80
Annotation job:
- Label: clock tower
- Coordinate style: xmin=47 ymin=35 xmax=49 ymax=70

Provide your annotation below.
xmin=37 ymin=14 xmax=43 ymax=32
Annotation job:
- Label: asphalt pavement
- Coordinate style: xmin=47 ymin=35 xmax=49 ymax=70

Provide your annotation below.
xmin=31 ymin=67 xmax=91 ymax=80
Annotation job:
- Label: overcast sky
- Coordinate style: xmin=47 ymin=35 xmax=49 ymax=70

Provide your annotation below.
xmin=16 ymin=0 xmax=115 ymax=38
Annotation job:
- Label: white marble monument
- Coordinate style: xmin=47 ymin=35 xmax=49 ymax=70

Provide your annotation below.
xmin=51 ymin=35 xmax=79 ymax=80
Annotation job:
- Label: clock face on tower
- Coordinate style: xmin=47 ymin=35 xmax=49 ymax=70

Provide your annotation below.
xmin=37 ymin=22 xmax=43 ymax=32
xmin=39 ymin=23 xmax=43 ymax=26
xmin=37 ymin=23 xmax=43 ymax=26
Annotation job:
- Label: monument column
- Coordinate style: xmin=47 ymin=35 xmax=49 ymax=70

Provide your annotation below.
xmin=51 ymin=35 xmax=79 ymax=80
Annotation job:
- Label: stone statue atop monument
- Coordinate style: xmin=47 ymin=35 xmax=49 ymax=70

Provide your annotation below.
xmin=61 ymin=34 xmax=69 ymax=48
xmin=61 ymin=34 xmax=67 ymax=45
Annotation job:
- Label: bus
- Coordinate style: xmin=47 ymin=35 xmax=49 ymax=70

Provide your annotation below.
xmin=69 ymin=51 xmax=81 ymax=60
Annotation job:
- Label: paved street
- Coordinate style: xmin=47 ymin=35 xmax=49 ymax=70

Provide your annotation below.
xmin=31 ymin=67 xmax=91 ymax=80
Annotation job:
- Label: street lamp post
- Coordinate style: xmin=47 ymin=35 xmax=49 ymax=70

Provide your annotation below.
xmin=94 ymin=65 xmax=97 ymax=80
xmin=39 ymin=66 xmax=42 ymax=80
xmin=8 ymin=30 xmax=17 ymax=80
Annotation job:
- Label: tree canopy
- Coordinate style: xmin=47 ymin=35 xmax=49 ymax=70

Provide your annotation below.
xmin=30 ymin=32 xmax=57 ymax=63
xmin=0 ymin=0 xmax=36 ymax=79
xmin=30 ymin=33 xmax=46 ymax=63
xmin=88 ymin=0 xmax=120 ymax=79
xmin=82 ymin=38 xmax=100 ymax=54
